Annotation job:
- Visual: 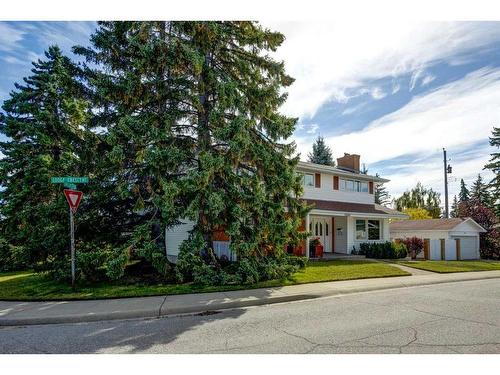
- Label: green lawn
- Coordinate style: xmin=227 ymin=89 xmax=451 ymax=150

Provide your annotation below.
xmin=398 ymin=260 xmax=500 ymax=273
xmin=0 ymin=260 xmax=409 ymax=301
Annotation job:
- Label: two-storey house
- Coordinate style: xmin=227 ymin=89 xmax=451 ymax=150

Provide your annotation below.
xmin=165 ymin=153 xmax=407 ymax=262
xmin=296 ymin=153 xmax=406 ymax=257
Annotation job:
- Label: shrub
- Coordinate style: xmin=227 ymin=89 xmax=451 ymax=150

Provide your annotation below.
xmin=358 ymin=242 xmax=370 ymax=255
xmin=401 ymin=237 xmax=423 ymax=258
xmin=362 ymin=241 xmax=407 ymax=259
xmin=480 ymin=230 xmax=500 ymax=260
xmin=35 ymin=242 xmax=129 ymax=283
xmin=285 ymin=255 xmax=308 ymax=269
xmin=0 ymin=238 xmax=30 ymax=271
xmin=175 ymin=234 xmax=304 ymax=286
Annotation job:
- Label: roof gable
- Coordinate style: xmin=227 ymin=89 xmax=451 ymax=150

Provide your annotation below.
xmin=452 ymin=218 xmax=487 ymax=233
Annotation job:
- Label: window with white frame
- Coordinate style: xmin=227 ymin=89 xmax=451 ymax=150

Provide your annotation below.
xmin=355 ymin=219 xmax=381 ymax=240
xmin=355 ymin=220 xmax=366 ymax=240
xmin=340 ymin=178 xmax=369 ymax=193
xmin=303 ymin=173 xmax=314 ymax=187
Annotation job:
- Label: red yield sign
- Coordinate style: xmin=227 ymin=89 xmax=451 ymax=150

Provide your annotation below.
xmin=63 ymin=189 xmax=83 ymax=213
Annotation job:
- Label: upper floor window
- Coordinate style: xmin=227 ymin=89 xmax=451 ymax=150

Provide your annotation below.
xmin=303 ymin=173 xmax=314 ymax=187
xmin=340 ymin=178 xmax=368 ymax=193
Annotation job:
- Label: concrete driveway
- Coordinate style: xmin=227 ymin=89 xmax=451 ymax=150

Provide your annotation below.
xmin=0 ymin=278 xmax=499 ymax=353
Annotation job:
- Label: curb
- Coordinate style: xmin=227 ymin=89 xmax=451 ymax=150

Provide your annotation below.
xmin=1 ymin=272 xmax=499 ymax=326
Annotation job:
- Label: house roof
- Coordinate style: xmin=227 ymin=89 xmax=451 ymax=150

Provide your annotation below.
xmin=297 ymin=161 xmax=389 ymax=183
xmin=390 ymin=218 xmax=486 ymax=232
xmin=303 ymin=199 xmax=406 ymax=217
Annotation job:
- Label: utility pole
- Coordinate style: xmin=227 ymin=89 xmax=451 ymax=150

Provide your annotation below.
xmin=443 ymin=148 xmax=451 ymax=218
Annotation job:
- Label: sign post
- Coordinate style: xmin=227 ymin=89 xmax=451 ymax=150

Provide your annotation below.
xmin=51 ymin=177 xmax=88 ymax=288
xmin=70 ymin=207 xmax=75 ymax=288
xmin=63 ymin=189 xmax=83 ymax=288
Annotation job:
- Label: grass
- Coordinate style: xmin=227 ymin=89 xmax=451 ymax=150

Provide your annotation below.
xmin=397 ymin=260 xmax=500 ymax=273
xmin=0 ymin=260 xmax=410 ymax=301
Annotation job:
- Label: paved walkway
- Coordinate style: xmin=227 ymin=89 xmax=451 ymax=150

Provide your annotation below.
xmin=1 ymin=270 xmax=499 ymax=326
xmin=382 ymin=262 xmax=435 ymax=275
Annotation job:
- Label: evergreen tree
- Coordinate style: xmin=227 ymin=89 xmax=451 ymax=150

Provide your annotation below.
xmin=450 ymin=195 xmax=459 ymax=218
xmin=471 ymin=174 xmax=492 ymax=208
xmin=374 ymin=174 xmax=390 ymax=206
xmin=307 ymin=136 xmax=335 ymax=166
xmin=484 ymin=126 xmax=500 ymax=217
xmin=458 ymin=179 xmax=470 ymax=202
xmin=74 ymin=22 xmax=192 ymax=276
xmin=0 ymin=46 xmax=91 ymax=267
xmin=76 ymin=22 xmax=309 ymax=282
xmin=393 ymin=182 xmax=441 ymax=218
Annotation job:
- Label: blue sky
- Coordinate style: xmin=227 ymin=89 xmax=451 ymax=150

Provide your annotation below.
xmin=0 ymin=21 xmax=498 ymax=207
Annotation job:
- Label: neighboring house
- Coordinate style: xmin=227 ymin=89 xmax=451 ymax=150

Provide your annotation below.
xmin=165 ymin=153 xmax=407 ymax=263
xmin=390 ymin=218 xmax=486 ymax=260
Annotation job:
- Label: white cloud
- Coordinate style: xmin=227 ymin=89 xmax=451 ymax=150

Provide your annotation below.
xmin=266 ymin=21 xmax=500 ymax=119
xmin=384 ymin=152 xmax=494 ymax=206
xmin=409 ymin=68 xmax=424 ymax=91
xmin=2 ymin=55 xmax=25 ymax=65
xmin=391 ymin=83 xmax=401 ymax=94
xmin=421 ymin=74 xmax=436 ymax=86
xmin=370 ymin=87 xmax=386 ymax=100
xmin=306 ymin=124 xmax=319 ymax=134
xmin=291 ymin=67 xmax=499 ymax=200
xmin=295 ymin=67 xmax=500 ymax=162
xmin=0 ymin=23 xmax=25 ymax=52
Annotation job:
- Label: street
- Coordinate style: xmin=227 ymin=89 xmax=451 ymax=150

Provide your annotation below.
xmin=1 ymin=279 xmax=499 ymax=354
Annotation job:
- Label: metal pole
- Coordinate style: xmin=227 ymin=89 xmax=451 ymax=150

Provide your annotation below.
xmin=443 ymin=148 xmax=449 ymax=218
xmin=70 ymin=207 xmax=76 ymax=289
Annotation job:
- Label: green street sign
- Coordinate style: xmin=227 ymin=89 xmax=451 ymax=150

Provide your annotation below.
xmin=64 ymin=183 xmax=77 ymax=189
xmin=51 ymin=176 xmax=89 ymax=184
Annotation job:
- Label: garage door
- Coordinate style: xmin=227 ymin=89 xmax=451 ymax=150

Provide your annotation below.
xmin=455 ymin=236 xmax=479 ymax=260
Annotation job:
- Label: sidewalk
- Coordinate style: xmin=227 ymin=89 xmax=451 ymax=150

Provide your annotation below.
xmin=1 ymin=270 xmax=499 ymax=326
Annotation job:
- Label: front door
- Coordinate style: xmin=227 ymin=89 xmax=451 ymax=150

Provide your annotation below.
xmin=310 ymin=217 xmax=331 ymax=252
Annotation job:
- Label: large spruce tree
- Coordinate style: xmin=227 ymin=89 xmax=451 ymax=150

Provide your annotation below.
xmin=74 ymin=22 xmax=195 ymax=275
xmin=0 ymin=46 xmax=91 ymax=267
xmin=458 ymin=178 xmax=470 ymax=202
xmin=75 ymin=22 xmax=308 ymax=282
xmin=470 ymin=174 xmax=493 ymax=208
xmin=450 ymin=195 xmax=459 ymax=218
xmin=374 ymin=174 xmax=390 ymax=206
xmin=171 ymin=22 xmax=308 ymax=265
xmin=307 ymin=135 xmax=335 ymax=166
xmin=484 ymin=126 xmax=499 ymax=216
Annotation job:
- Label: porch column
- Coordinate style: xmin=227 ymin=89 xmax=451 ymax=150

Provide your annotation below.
xmin=305 ymin=213 xmax=310 ymax=259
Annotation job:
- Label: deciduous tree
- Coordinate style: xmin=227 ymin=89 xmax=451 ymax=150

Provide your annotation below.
xmin=393 ymin=182 xmax=441 ymax=218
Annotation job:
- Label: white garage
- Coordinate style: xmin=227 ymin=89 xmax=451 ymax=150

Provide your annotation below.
xmin=390 ymin=218 xmax=486 ymax=260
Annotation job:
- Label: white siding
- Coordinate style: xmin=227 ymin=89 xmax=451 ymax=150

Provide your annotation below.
xmin=213 ymin=241 xmax=236 ymax=261
xmin=445 ymin=239 xmax=457 ymax=260
xmin=165 ymin=219 xmax=195 ymax=262
xmin=390 ymin=230 xmax=450 ymax=241
xmin=390 ymin=230 xmax=481 ymax=260
xmin=334 ymin=216 xmax=348 ymax=253
xmin=429 ymin=239 xmax=442 ymax=260
xmin=300 ymin=172 xmax=374 ymax=204
xmin=453 ymin=236 xmax=480 ymax=260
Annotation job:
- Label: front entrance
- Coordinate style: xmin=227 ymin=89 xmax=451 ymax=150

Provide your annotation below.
xmin=310 ymin=217 xmax=332 ymax=253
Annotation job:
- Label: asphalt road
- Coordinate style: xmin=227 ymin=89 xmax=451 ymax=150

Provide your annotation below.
xmin=1 ymin=278 xmax=499 ymax=354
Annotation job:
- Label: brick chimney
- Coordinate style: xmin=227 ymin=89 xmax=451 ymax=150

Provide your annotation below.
xmin=336 ymin=153 xmax=360 ymax=173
